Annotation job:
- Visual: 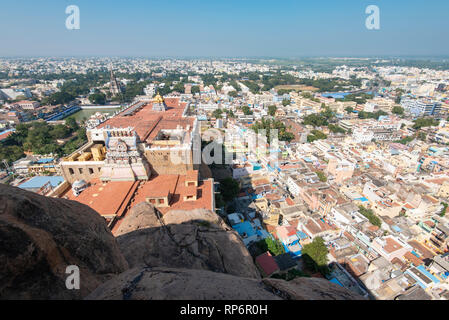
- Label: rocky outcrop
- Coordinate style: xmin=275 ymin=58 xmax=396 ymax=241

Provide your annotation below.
xmin=263 ymin=277 xmax=365 ymax=300
xmin=0 ymin=184 xmax=364 ymax=300
xmin=0 ymin=184 xmax=128 ymax=299
xmin=86 ymin=267 xmax=365 ymax=300
xmin=86 ymin=267 xmax=280 ymax=300
xmin=115 ymin=204 xmax=260 ymax=279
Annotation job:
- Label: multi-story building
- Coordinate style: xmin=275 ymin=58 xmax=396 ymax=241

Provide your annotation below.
xmin=401 ymin=98 xmax=442 ymax=117
xmin=60 ymin=95 xmax=198 ymax=183
xmin=14 ymin=100 xmax=40 ymax=110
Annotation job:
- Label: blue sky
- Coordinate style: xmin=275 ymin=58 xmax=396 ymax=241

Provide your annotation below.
xmin=0 ymin=0 xmax=448 ymax=57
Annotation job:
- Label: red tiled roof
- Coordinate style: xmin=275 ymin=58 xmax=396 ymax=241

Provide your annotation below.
xmin=404 ymin=251 xmax=424 ymax=266
xmin=408 ymin=240 xmax=435 ymax=260
xmin=255 ymin=252 xmax=279 ymax=276
xmin=344 ymin=231 xmax=355 ymax=242
xmin=0 ymin=130 xmax=13 ymax=141
xmin=289 ymin=219 xmax=299 ymax=229
xmin=130 ymin=174 xmax=213 ymax=215
xmin=185 ymin=170 xmax=198 ymax=182
xmin=286 ymin=197 xmax=295 ymax=206
xmin=63 ymin=179 xmax=137 ymax=217
xmin=384 ymin=237 xmax=404 ymax=254
xmin=97 ymin=99 xmax=194 ymax=144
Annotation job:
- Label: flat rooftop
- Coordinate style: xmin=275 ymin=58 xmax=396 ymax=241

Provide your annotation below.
xmin=131 ymin=174 xmax=214 ymax=214
xmin=19 ymin=176 xmax=64 ymax=189
xmin=97 ymin=98 xmax=194 ymax=144
xmin=62 ymin=179 xmax=138 ymax=218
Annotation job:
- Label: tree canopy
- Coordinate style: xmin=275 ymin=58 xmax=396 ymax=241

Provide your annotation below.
xmin=307 ymin=130 xmax=327 ymax=143
xmin=212 ymin=108 xmax=223 ymax=119
xmin=358 ymin=206 xmax=382 ymax=228
xmin=88 ymin=92 xmax=106 ymax=105
xmin=0 ymin=121 xmax=87 ymax=163
xmin=301 ymin=237 xmax=329 ymax=275
xmin=242 ymin=106 xmax=253 ymax=115
xmin=412 ymin=118 xmax=439 ymax=130
xmin=315 ymin=170 xmax=327 ymax=182
xmin=219 ymin=177 xmax=240 ymax=202
xmin=251 ymin=118 xmax=295 ymax=142
xmin=392 ymin=106 xmax=404 ymax=115
xmin=255 ymin=237 xmax=286 ymax=256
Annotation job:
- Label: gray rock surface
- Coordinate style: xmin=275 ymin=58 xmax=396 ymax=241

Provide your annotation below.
xmin=116 ymin=204 xmax=261 ymax=279
xmin=263 ymin=277 xmax=365 ymax=300
xmin=86 ymin=267 xmax=365 ymax=300
xmin=0 ymin=184 xmax=128 ymax=299
xmin=86 ymin=267 xmax=280 ymax=300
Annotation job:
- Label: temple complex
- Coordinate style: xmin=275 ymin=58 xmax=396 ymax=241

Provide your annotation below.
xmin=59 ymin=94 xmax=214 ymax=230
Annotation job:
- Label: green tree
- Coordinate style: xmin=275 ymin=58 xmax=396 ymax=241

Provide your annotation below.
xmin=50 ymin=124 xmax=71 ymax=139
xmin=328 ymin=124 xmax=346 ymax=134
xmin=358 ymin=206 xmax=382 ymax=227
xmin=271 ymin=269 xmax=310 ymax=281
xmin=277 ymin=89 xmax=292 ymax=96
xmin=345 ymin=106 xmax=354 ymax=114
xmin=88 ymin=92 xmax=106 ymax=105
xmin=242 ymin=81 xmax=260 ymax=94
xmin=191 ymin=86 xmax=200 ymax=94
xmin=301 ymin=237 xmax=329 ymax=275
xmin=45 ymin=91 xmax=75 ymax=105
xmin=315 ymin=170 xmax=327 ymax=182
xmin=307 ymin=135 xmax=318 ymax=143
xmin=0 ymin=120 xmax=87 ymax=163
xmin=395 ymin=135 xmax=415 ymax=145
xmin=256 ymin=237 xmax=286 ymax=256
xmin=418 ymin=132 xmax=427 ymax=141
xmin=301 ymin=92 xmax=313 ymax=99
xmin=302 ymin=114 xmax=328 ymax=127
xmin=219 ymin=177 xmax=240 ymax=202
xmin=412 ymin=118 xmax=439 ymax=130
xmin=311 ymin=130 xmax=327 ymax=139
xmin=230 ymin=80 xmax=241 ymax=92
xmin=282 ymin=99 xmax=291 ymax=106
xmin=215 ymin=193 xmax=226 ymax=209
xmin=228 ymin=91 xmax=238 ymax=98
xmin=440 ymin=203 xmax=448 ymax=217
xmin=358 ymin=110 xmax=388 ymax=120
xmin=251 ymin=118 xmax=294 ymax=142
xmin=212 ymin=108 xmax=223 ymax=119
xmin=392 ymin=106 xmax=404 ymax=115
xmin=268 ymin=105 xmax=277 ymax=117
xmin=307 ymin=130 xmax=327 ymax=142
xmin=242 ymin=106 xmax=253 ymax=115
xmin=65 ymin=117 xmax=79 ymax=131
xmin=173 ymin=81 xmax=186 ymax=93
xmin=225 ymin=109 xmax=235 ymax=118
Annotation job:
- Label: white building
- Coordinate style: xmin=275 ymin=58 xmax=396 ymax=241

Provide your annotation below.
xmin=0 ymin=88 xmax=32 ymax=100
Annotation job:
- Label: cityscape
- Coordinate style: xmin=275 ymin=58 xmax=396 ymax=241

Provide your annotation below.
xmin=1 ymin=1 xmax=449 ymax=305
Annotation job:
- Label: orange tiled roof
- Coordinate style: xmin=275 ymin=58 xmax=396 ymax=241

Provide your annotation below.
xmin=0 ymin=130 xmax=13 ymax=141
xmin=63 ymin=179 xmax=138 ymax=217
xmin=97 ymin=99 xmax=194 ymax=144
xmin=130 ymin=174 xmax=213 ymax=215
xmin=404 ymin=251 xmax=424 ymax=266
xmin=384 ymin=237 xmax=404 ymax=254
